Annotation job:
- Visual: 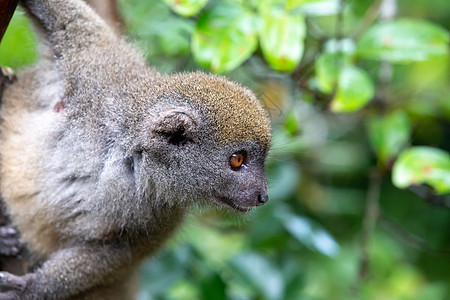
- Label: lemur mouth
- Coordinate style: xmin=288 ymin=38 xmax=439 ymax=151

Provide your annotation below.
xmin=216 ymin=196 xmax=253 ymax=213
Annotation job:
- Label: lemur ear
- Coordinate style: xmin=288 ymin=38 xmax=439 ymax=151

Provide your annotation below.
xmin=153 ymin=109 xmax=198 ymax=145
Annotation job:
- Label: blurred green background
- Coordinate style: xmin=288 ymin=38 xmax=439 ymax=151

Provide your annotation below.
xmin=1 ymin=0 xmax=449 ymax=299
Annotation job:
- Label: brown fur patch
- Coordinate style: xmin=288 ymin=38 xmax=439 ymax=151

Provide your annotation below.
xmin=162 ymin=73 xmax=271 ymax=149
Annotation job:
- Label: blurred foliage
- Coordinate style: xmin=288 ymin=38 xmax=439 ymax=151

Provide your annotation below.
xmin=392 ymin=147 xmax=450 ymax=195
xmin=1 ymin=0 xmax=449 ymax=299
xmin=0 ymin=10 xmax=37 ymax=68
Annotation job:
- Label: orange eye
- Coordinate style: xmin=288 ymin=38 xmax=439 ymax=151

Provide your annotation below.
xmin=230 ymin=153 xmax=245 ymax=169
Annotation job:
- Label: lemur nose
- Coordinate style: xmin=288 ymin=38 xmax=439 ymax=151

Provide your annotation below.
xmin=256 ymin=193 xmax=269 ymax=206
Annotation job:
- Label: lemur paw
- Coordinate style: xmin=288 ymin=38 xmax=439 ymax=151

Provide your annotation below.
xmin=0 ymin=272 xmax=27 ymax=300
xmin=0 ymin=272 xmax=26 ymax=290
xmin=0 ymin=273 xmax=37 ymax=300
xmin=0 ymin=226 xmax=22 ymax=256
xmin=0 ymin=290 xmax=22 ymax=300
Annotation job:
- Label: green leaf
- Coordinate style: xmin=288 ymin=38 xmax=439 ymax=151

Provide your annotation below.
xmin=158 ymin=19 xmax=194 ymax=56
xmin=0 ymin=11 xmax=37 ymax=69
xmin=230 ymin=253 xmax=285 ymax=300
xmin=191 ymin=2 xmax=258 ymax=73
xmin=168 ymin=281 xmax=200 ymax=300
xmin=183 ymin=218 xmax=245 ymax=266
xmin=323 ymin=38 xmax=356 ymax=55
xmin=367 ymin=111 xmax=411 ymax=166
xmin=286 ymin=0 xmax=310 ymax=9
xmin=276 ymin=207 xmax=340 ymax=257
xmin=358 ymin=19 xmax=450 ymax=63
xmin=139 ymin=246 xmax=191 ymax=297
xmin=315 ymin=52 xmax=341 ymax=93
xmin=267 ymin=159 xmax=302 ymax=200
xmin=330 ymin=65 xmax=374 ymax=113
xmin=259 ymin=9 xmax=306 ymax=72
xmin=315 ymin=39 xmax=355 ymax=93
xmin=199 ymin=273 xmax=227 ymax=300
xmin=392 ymin=147 xmax=450 ymax=194
xmin=163 ymin=0 xmax=208 ymax=17
xmin=293 ymin=0 xmax=341 ymax=16
xmin=284 ymin=110 xmax=300 ymax=136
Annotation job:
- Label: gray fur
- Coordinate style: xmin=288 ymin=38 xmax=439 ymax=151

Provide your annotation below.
xmin=0 ymin=0 xmax=271 ymax=299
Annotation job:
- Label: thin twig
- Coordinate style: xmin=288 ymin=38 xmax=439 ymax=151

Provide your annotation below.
xmin=335 ymin=0 xmax=346 ymax=41
xmin=350 ymin=0 xmax=383 ymax=40
xmin=356 ymin=169 xmax=382 ymax=283
xmin=352 ymin=1 xmax=397 ymax=296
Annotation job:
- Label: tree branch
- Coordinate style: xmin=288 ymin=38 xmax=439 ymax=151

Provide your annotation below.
xmin=351 ymin=1 xmax=397 ymax=296
xmin=0 ymin=0 xmax=19 ymax=44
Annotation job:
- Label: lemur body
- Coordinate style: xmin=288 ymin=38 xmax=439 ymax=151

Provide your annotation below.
xmin=0 ymin=0 xmax=271 ymax=299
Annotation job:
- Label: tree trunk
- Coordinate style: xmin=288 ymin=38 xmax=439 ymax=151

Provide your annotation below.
xmin=0 ymin=0 xmax=19 ymax=44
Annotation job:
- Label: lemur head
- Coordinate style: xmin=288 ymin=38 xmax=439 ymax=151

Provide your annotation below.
xmin=131 ymin=72 xmax=271 ymax=212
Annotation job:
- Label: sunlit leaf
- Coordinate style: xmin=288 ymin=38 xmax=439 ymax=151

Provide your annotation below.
xmin=163 ymin=0 xmax=208 ymax=17
xmin=315 ymin=52 xmax=340 ymax=93
xmin=392 ymin=147 xmax=450 ymax=194
xmin=259 ymin=8 xmax=306 ymax=72
xmin=358 ymin=19 xmax=450 ymax=63
xmin=168 ymin=281 xmax=200 ymax=300
xmin=192 ymin=2 xmax=258 ymax=73
xmin=0 ymin=11 xmax=37 ymax=69
xmin=276 ymin=207 xmax=340 ymax=256
xmin=315 ymin=39 xmax=355 ymax=93
xmin=323 ymin=38 xmax=356 ymax=55
xmin=293 ymin=0 xmax=341 ymax=16
xmin=330 ymin=65 xmax=374 ymax=113
xmin=367 ymin=111 xmax=411 ymax=165
xmin=284 ymin=110 xmax=300 ymax=136
xmin=230 ymin=253 xmax=285 ymax=300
